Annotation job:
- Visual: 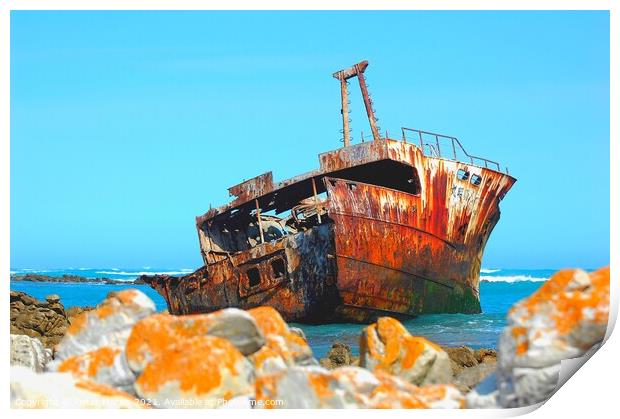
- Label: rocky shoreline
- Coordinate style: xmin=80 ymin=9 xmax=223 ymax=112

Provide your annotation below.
xmin=10 ymin=267 xmax=609 ymax=409
xmin=11 ymin=291 xmax=94 ymax=349
xmin=10 ymin=273 xmax=148 ymax=285
xmin=318 ymin=342 xmax=497 ymax=394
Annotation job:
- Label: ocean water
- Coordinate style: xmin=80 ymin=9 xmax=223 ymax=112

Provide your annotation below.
xmin=10 ymin=267 xmax=553 ymax=358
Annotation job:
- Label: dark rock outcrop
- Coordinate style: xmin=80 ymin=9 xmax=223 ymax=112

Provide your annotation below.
xmin=10 ymin=292 xmax=95 ymax=351
xmin=443 ymin=345 xmax=497 ymax=392
xmin=10 ymin=292 xmax=70 ymax=349
xmin=319 ymin=342 xmax=358 ymax=369
xmin=65 ymin=306 xmax=95 ymax=321
xmin=444 ymin=346 xmax=478 ymax=376
xmin=11 ymin=273 xmax=138 ymax=285
xmin=473 ymin=348 xmax=497 ymax=364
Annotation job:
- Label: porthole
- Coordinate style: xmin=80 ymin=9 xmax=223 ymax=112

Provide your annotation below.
xmin=457 ymin=169 xmax=470 ymax=181
xmin=471 ymin=174 xmax=482 ymax=186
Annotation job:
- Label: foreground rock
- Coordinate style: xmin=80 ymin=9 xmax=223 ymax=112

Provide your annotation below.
xmin=66 ymin=305 xmax=95 ymax=322
xmin=47 ymin=289 xmax=156 ymax=393
xmin=10 ymin=292 xmax=70 ymax=349
xmin=134 ymin=335 xmax=255 ymax=407
xmin=10 ymin=335 xmax=52 ymax=372
xmin=57 ymin=346 xmax=136 ymax=393
xmin=467 ymin=267 xmax=610 ymax=408
xmin=360 ymin=317 xmax=452 ymax=386
xmin=248 ymin=306 xmax=316 ymax=375
xmin=53 ymin=289 xmax=156 ymax=363
xmin=255 ymin=365 xmax=463 ymax=408
xmin=11 ymin=264 xmax=609 ymax=409
xmin=125 ymin=308 xmax=264 ymax=376
xmin=10 ymin=366 xmax=145 ymax=408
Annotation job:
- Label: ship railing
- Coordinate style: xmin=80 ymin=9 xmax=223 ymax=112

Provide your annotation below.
xmin=400 ymin=127 xmax=507 ymax=174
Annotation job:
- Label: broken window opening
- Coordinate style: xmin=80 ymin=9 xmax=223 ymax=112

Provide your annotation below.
xmin=271 ymin=258 xmax=286 ymax=279
xmin=329 ymin=159 xmax=420 ymax=195
xmin=247 ymin=267 xmax=261 ymax=288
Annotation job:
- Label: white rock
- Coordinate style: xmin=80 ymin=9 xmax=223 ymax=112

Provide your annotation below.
xmin=10 ymin=366 xmax=145 ymax=409
xmin=254 ymin=365 xmax=464 ymax=409
xmin=55 ymin=346 xmax=137 ymax=393
xmin=466 ymin=267 xmax=609 ymax=408
xmin=10 ymin=335 xmax=51 ymax=372
xmin=53 ymin=289 xmax=156 ymax=363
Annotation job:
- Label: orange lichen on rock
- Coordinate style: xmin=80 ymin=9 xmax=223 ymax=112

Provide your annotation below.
xmin=249 ymin=339 xmax=288 ymax=375
xmin=113 ymin=289 xmax=141 ymax=307
xmin=254 ymin=373 xmax=280 ymax=409
xmin=511 ymin=326 xmax=528 ymax=355
xmin=368 ymin=372 xmax=428 ymax=408
xmin=515 ymin=267 xmax=609 ymax=336
xmin=125 ymin=313 xmax=215 ymax=373
xmin=506 ymin=267 xmax=610 ymax=362
xmin=10 ymin=365 xmax=146 ymax=409
xmin=126 ymin=308 xmax=264 ymax=374
xmin=466 ymin=267 xmax=611 ymax=409
xmin=248 ymin=306 xmax=313 ymax=365
xmin=254 ymin=365 xmax=462 ymax=409
xmin=66 ymin=312 xmax=89 ymax=336
xmin=248 ymin=306 xmax=288 ymax=336
xmin=307 ymin=371 xmax=335 ymax=399
xmin=58 ymin=346 xmax=121 ymax=378
xmin=134 ymin=335 xmax=253 ymax=403
xmin=400 ymin=337 xmax=430 ymax=369
xmin=371 ymin=372 xmax=463 ymax=409
xmin=361 ymin=317 xmax=451 ymax=385
xmin=74 ymin=379 xmax=139 ymax=401
xmin=365 ymin=318 xmax=441 ymax=368
xmin=413 ymin=383 xmax=462 ymax=408
xmin=55 ymin=289 xmax=156 ymax=365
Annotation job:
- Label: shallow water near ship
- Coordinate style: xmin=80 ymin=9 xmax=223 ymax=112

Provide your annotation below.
xmin=10 ymin=267 xmax=553 ymax=358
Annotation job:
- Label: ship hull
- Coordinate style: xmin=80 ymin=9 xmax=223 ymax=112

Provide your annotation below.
xmin=146 ymin=210 xmax=486 ymax=323
xmin=324 ymin=176 xmax=495 ymax=321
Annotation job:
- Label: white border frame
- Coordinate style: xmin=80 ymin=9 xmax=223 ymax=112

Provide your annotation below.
xmin=1 ymin=2 xmax=617 ymax=418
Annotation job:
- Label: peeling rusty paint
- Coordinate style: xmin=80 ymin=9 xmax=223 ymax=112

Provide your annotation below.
xmin=145 ymin=60 xmax=516 ymax=323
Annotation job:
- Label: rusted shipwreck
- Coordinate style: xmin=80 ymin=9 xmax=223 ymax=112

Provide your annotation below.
xmin=146 ymin=60 xmax=516 ymax=323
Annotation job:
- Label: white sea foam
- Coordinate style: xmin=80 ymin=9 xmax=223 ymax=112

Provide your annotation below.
xmin=480 ymin=275 xmax=547 ymax=283
xmin=480 ymin=268 xmax=501 ymax=273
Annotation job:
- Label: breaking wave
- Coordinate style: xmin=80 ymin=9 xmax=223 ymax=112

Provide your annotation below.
xmin=480 ymin=268 xmax=501 ymax=273
xmin=480 ymin=275 xmax=548 ymax=283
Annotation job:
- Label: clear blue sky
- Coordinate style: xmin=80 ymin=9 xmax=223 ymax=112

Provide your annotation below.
xmin=10 ymin=11 xmax=609 ymax=270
